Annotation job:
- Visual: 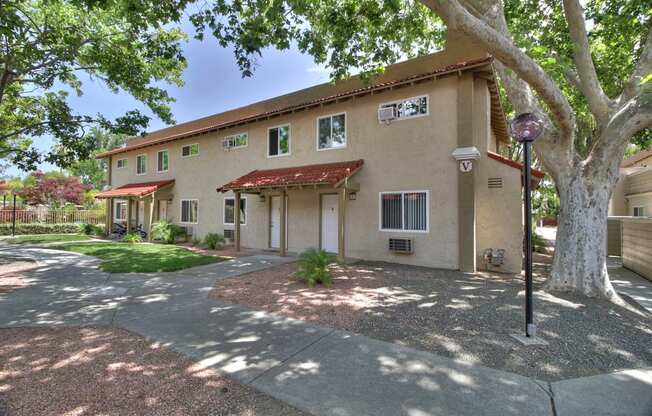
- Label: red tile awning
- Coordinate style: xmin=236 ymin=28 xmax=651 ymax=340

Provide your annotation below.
xmin=218 ymin=160 xmax=364 ymax=193
xmin=95 ymin=180 xmax=175 ymax=199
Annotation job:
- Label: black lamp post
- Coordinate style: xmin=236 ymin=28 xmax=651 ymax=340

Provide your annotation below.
xmin=510 ymin=112 xmax=543 ymax=338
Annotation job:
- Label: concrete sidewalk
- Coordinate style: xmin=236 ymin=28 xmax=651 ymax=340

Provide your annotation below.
xmin=1 ymin=247 xmax=651 ymax=416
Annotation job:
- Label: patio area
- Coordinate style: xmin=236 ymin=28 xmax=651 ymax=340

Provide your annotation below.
xmin=210 ymin=260 xmax=652 ymax=381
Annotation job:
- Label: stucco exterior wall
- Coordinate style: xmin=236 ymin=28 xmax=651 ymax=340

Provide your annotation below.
xmin=107 ymin=68 xmax=521 ymax=270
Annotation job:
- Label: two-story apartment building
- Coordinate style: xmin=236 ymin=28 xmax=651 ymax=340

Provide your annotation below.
xmin=96 ymin=33 xmax=542 ymax=273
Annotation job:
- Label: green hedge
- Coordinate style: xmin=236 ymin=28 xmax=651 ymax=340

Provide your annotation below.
xmin=0 ymin=223 xmax=82 ymax=236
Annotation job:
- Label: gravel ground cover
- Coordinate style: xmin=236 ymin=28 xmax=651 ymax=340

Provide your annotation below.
xmin=210 ymin=261 xmax=652 ymax=381
xmin=0 ymin=326 xmax=308 ymax=416
xmin=0 ymin=256 xmax=37 ymax=293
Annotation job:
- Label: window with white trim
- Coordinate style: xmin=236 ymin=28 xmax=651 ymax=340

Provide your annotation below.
xmin=116 ymin=158 xmax=127 ymax=169
xmin=380 ymin=191 xmax=429 ymax=232
xmin=224 ymin=197 xmax=247 ymax=225
xmin=268 ymin=125 xmax=290 ymax=157
xmin=633 ymin=206 xmax=645 ymax=217
xmin=136 ymin=155 xmax=147 ymax=175
xmin=181 ymin=199 xmax=198 ymax=223
xmin=157 ymin=150 xmax=169 ymax=172
xmin=223 ymin=133 xmax=248 ymax=150
xmin=379 ymin=95 xmax=428 ymax=121
xmin=318 ymin=113 xmax=346 ymax=150
xmin=182 ymin=143 xmax=199 ymax=157
xmin=114 ymin=201 xmax=127 ymax=221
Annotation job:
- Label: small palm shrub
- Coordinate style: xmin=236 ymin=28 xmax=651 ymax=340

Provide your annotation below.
xmin=79 ymin=223 xmax=102 ymax=236
xmin=121 ymin=232 xmax=143 ymax=244
xmin=294 ymin=248 xmax=339 ymax=287
xmin=151 ymin=220 xmax=186 ymax=243
xmin=204 ymin=233 xmax=225 ymax=250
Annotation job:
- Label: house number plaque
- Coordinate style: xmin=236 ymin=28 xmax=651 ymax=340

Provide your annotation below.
xmin=459 ymin=160 xmax=473 ymax=172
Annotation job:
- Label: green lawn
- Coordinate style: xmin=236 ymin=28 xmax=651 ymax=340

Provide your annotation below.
xmin=50 ymin=242 xmax=226 ymax=273
xmin=4 ymin=234 xmax=92 ymax=245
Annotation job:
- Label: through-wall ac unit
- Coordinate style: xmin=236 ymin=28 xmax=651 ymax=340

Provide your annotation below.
xmin=223 ymin=229 xmax=234 ymax=240
xmin=378 ymin=106 xmax=397 ymax=123
xmin=389 ymin=238 xmax=413 ymax=254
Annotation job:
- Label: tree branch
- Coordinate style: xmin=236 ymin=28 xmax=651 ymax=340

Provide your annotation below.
xmin=422 ymin=0 xmax=576 ymax=142
xmin=622 ymin=24 xmax=652 ymax=103
xmin=562 ymin=0 xmax=612 ymax=122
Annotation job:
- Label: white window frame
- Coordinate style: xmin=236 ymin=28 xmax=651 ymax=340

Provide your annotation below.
xmin=223 ymin=196 xmax=247 ymax=226
xmin=316 ymin=112 xmax=347 ymax=151
xmin=136 ymin=154 xmax=147 ymax=175
xmin=180 ymin=199 xmax=199 ymax=224
xmin=267 ymin=124 xmax=291 ymax=158
xmin=633 ymin=206 xmax=645 ymax=217
xmin=378 ymin=190 xmax=430 ymax=233
xmin=222 ymin=132 xmax=249 ymax=151
xmin=157 ymin=149 xmax=169 ymax=173
xmin=116 ymin=158 xmax=127 ymax=169
xmin=378 ymin=94 xmax=429 ymax=122
xmin=114 ymin=200 xmax=127 ymax=221
xmin=181 ymin=143 xmax=199 ymax=158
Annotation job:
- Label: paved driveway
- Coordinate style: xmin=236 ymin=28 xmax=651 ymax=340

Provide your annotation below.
xmin=1 ymin=247 xmax=650 ymax=416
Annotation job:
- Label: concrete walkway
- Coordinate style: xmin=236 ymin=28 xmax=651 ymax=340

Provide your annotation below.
xmin=1 ymin=247 xmax=650 ymax=416
xmin=608 ymin=257 xmax=652 ymax=313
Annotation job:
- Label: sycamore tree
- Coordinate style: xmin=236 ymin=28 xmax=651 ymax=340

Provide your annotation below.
xmin=66 ymin=128 xmax=128 ymax=190
xmin=189 ymin=0 xmax=650 ymax=299
xmin=0 ymin=0 xmax=189 ymax=170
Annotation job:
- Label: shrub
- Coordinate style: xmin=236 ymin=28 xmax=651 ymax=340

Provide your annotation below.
xmin=151 ymin=220 xmax=186 ymax=244
xmin=121 ymin=232 xmax=143 ymax=244
xmin=203 ymin=233 xmax=225 ymax=250
xmin=294 ymin=248 xmax=339 ymax=287
xmin=191 ymin=237 xmax=202 ymax=246
xmin=532 ymin=229 xmax=548 ymax=254
xmin=79 ymin=223 xmax=104 ymax=236
xmin=0 ymin=223 xmax=80 ymax=236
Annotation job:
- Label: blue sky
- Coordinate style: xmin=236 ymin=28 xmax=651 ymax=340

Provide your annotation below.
xmin=7 ymin=19 xmax=330 ymax=177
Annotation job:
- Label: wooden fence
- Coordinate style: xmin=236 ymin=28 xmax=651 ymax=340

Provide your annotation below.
xmin=0 ymin=209 xmax=106 ymax=225
xmin=621 ymin=217 xmax=652 ymax=282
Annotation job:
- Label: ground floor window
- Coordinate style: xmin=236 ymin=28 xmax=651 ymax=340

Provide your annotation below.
xmin=181 ymin=199 xmax=198 ymax=224
xmin=633 ymin=206 xmax=645 ymax=217
xmin=379 ymin=191 xmax=428 ymax=232
xmin=114 ymin=200 xmax=127 ymax=221
xmin=224 ymin=196 xmax=247 ymax=225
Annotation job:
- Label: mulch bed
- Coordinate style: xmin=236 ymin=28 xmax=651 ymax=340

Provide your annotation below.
xmin=0 ymin=326 xmax=308 ymax=416
xmin=210 ymin=261 xmax=652 ymax=381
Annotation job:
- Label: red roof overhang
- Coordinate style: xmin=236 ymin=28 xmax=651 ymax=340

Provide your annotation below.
xmin=95 ymin=180 xmax=174 ymax=199
xmin=487 ymin=152 xmax=545 ymax=186
xmin=218 ymin=160 xmax=364 ymax=193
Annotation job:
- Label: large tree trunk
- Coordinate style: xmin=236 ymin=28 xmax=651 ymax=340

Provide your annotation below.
xmin=548 ymin=169 xmax=618 ymax=299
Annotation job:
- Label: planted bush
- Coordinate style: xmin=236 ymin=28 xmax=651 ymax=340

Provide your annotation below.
xmin=191 ymin=237 xmax=202 ymax=246
xmin=79 ymin=223 xmax=104 ymax=236
xmin=294 ymin=248 xmax=339 ymax=287
xmin=121 ymin=232 xmax=143 ymax=244
xmin=0 ymin=223 xmax=80 ymax=236
xmin=203 ymin=233 xmax=225 ymax=250
xmin=151 ymin=220 xmax=186 ymax=243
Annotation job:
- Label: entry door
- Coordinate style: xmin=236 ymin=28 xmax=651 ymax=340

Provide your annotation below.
xmin=270 ymin=196 xmax=287 ymax=249
xmin=321 ymin=194 xmax=339 ymax=253
xmin=137 ymin=201 xmax=145 ymax=228
xmin=158 ymin=200 xmax=168 ymax=221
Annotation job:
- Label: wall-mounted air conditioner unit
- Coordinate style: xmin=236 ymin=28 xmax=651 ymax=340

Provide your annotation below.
xmin=378 ymin=106 xmax=397 ymax=123
xmin=389 ymin=238 xmax=413 ymax=254
xmin=223 ymin=229 xmax=234 ymax=240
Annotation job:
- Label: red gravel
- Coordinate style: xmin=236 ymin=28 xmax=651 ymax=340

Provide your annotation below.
xmin=0 ymin=258 xmax=36 ymax=294
xmin=0 ymin=327 xmax=307 ymax=416
xmin=210 ymin=262 xmax=432 ymax=331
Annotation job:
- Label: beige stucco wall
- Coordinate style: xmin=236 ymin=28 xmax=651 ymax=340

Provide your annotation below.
xmin=107 ymin=71 xmax=521 ymax=271
xmin=610 ymin=167 xmax=652 ymax=217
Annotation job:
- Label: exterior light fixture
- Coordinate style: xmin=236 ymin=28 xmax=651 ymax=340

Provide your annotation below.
xmin=510 ymin=112 xmax=543 ymax=338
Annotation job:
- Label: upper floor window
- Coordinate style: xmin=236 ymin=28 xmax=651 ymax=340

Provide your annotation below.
xmin=180 ymin=199 xmax=198 ymax=224
xmin=318 ymin=113 xmax=346 ymax=150
xmin=379 ymin=191 xmax=429 ymax=232
xmin=379 ymin=95 xmax=428 ymax=121
xmin=182 ymin=143 xmax=199 ymax=157
xmin=268 ymin=125 xmax=290 ymax=157
xmin=633 ymin=207 xmax=645 ymax=217
xmin=157 ymin=150 xmax=169 ymax=172
xmin=136 ymin=155 xmax=147 ymax=175
xmin=116 ymin=158 xmax=127 ymax=169
xmin=223 ymin=133 xmax=248 ymax=150
xmin=224 ymin=196 xmax=247 ymax=225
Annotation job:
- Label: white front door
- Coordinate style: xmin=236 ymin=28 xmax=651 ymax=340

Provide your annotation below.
xmin=138 ymin=201 xmax=145 ymax=228
xmin=321 ymin=194 xmax=339 ymax=253
xmin=158 ymin=200 xmax=167 ymax=221
xmin=270 ymin=195 xmax=287 ymax=249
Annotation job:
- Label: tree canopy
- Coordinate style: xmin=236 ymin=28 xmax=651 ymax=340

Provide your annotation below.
xmin=0 ymin=0 xmax=189 ymax=170
xmin=66 ymin=128 xmax=127 ymax=190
